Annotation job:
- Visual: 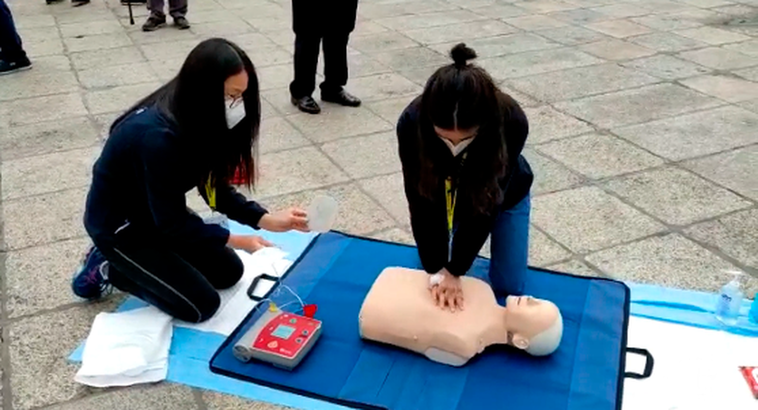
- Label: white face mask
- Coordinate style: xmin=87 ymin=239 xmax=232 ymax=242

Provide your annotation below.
xmin=439 ymin=136 xmax=475 ymax=157
xmin=225 ymin=97 xmax=246 ymax=129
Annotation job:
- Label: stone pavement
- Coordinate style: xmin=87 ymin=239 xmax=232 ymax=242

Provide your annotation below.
xmin=0 ymin=0 xmax=757 ymax=408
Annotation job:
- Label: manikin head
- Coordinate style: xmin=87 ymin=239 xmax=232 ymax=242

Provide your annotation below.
xmin=503 ymin=295 xmax=563 ymax=356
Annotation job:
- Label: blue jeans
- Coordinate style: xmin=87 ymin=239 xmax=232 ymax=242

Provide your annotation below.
xmin=0 ymin=0 xmax=25 ymax=61
xmin=488 ymin=193 xmax=531 ymax=296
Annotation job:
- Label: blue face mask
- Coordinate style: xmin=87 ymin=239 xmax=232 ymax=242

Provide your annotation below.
xmin=225 ymin=97 xmax=246 ymax=129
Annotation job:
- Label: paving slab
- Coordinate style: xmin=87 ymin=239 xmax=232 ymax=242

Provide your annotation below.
xmin=321 ymin=131 xmax=401 ymax=179
xmin=531 ymin=186 xmax=665 ymax=253
xmin=619 ymin=54 xmax=711 ymax=80
xmin=555 ymin=83 xmax=722 ymax=129
xmin=359 ymin=172 xmax=410 ymax=227
xmin=344 ymin=73 xmax=421 ymax=102
xmin=46 ymin=384 xmax=198 ymax=410
xmin=585 ymin=19 xmax=653 ymax=38
xmin=529 ymin=228 xmax=572 ymax=266
xmin=370 ymin=227 xmax=416 ymax=246
xmin=9 ymin=301 xmax=121 ymax=410
xmin=546 ymin=258 xmax=601 ymax=277
xmin=685 ymin=208 xmax=758 ymax=271
xmin=0 ymin=117 xmax=99 ymax=161
xmin=602 ymin=166 xmax=753 ymax=226
xmin=508 ymin=63 xmax=659 ymax=102
xmin=2 ymin=187 xmax=89 ymax=251
xmin=286 ymin=106 xmax=393 ymax=143
xmin=204 ymin=391 xmax=292 ymax=409
xmin=0 ymin=93 xmax=88 ymax=127
xmin=537 ymin=132 xmax=664 ymax=179
xmin=682 ymin=144 xmax=758 ymax=201
xmin=402 ymin=20 xmax=517 ymax=45
xmin=478 ymin=47 xmax=603 ymax=80
xmin=586 ymin=233 xmax=753 ymax=293
xmin=522 ymin=148 xmax=586 ymax=195
xmin=612 ymin=105 xmax=758 ymax=160
xmin=627 ymin=31 xmax=710 ymax=52
xmin=1 ymin=147 xmax=98 ymax=201
xmin=522 ymin=105 xmax=594 ymax=144
xmin=678 ymin=46 xmax=758 ymax=70
xmin=536 ymin=25 xmax=612 ymax=46
xmin=254 ymin=146 xmax=350 ymax=199
xmin=258 ymin=117 xmax=311 ymax=154
xmin=432 ymin=33 xmax=561 ymax=59
xmin=680 ymin=74 xmax=758 ymax=103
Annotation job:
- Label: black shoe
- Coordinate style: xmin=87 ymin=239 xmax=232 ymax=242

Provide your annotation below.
xmin=321 ymin=89 xmax=361 ymax=107
xmin=173 ymin=17 xmax=190 ymax=29
xmin=121 ymin=0 xmax=147 ymax=3
xmin=46 ymin=0 xmax=63 ymax=4
xmin=0 ymin=57 xmax=32 ymax=76
xmin=71 ymin=0 xmax=90 ymax=6
xmin=142 ymin=16 xmax=167 ymax=31
xmin=291 ymin=96 xmax=321 ymax=114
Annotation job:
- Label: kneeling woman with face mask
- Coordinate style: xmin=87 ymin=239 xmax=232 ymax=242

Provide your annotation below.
xmin=72 ymin=38 xmax=309 ymax=323
xmin=397 ymin=43 xmax=534 ymax=312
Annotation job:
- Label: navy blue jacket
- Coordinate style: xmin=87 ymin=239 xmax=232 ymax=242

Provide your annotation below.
xmin=84 ymin=106 xmax=267 ymax=248
xmin=397 ymin=94 xmax=533 ymax=277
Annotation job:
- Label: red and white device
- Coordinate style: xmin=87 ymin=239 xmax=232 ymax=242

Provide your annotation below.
xmin=233 ymin=307 xmax=322 ymax=370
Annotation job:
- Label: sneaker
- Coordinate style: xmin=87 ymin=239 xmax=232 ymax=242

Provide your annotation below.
xmin=0 ymin=57 xmax=32 ymax=76
xmin=72 ymin=246 xmax=113 ymax=300
xmin=142 ymin=16 xmax=166 ymax=32
xmin=173 ymin=16 xmax=190 ymax=29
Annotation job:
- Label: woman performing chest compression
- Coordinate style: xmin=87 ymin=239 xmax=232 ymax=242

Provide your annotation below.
xmin=71 ymin=38 xmax=309 ymax=323
xmin=397 ymin=43 xmax=534 ymax=311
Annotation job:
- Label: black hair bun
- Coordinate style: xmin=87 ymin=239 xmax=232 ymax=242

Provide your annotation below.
xmin=450 ymin=43 xmax=477 ymax=67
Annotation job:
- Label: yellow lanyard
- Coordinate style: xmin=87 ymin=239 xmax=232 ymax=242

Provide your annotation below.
xmin=445 ymin=177 xmax=457 ymax=235
xmin=205 ymin=177 xmax=216 ymax=210
xmin=444 ymin=153 xmax=466 ymax=260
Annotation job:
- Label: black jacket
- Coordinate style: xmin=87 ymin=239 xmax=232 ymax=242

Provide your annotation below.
xmin=397 ymin=94 xmax=533 ymax=277
xmin=292 ymin=0 xmax=359 ymax=34
xmin=83 ymin=105 xmax=267 ymax=248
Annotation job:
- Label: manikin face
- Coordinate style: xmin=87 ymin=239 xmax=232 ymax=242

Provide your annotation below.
xmin=504 ymin=295 xmax=561 ymax=351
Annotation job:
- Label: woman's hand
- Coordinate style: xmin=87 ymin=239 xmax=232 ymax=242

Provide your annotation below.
xmin=227 ymin=234 xmax=274 ymax=253
xmin=259 ymin=208 xmax=309 ymax=232
xmin=430 ymin=268 xmax=464 ymax=312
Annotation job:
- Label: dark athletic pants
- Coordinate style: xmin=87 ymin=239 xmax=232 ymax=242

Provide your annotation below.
xmin=95 ymin=224 xmax=243 ymax=323
xmin=0 ymin=0 xmax=26 ymax=62
xmin=289 ymin=31 xmax=350 ymax=99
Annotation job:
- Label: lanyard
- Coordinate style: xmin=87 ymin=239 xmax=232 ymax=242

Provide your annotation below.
xmin=205 ymin=176 xmax=216 ymax=210
xmin=444 ymin=153 xmax=466 ymax=261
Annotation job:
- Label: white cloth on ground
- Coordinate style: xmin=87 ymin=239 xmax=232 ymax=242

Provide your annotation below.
xmin=74 ymin=306 xmax=173 ymax=387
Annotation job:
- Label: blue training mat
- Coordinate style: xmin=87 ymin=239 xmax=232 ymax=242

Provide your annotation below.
xmin=210 ymin=231 xmax=638 ymax=410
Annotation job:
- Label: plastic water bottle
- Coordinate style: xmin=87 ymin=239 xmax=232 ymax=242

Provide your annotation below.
xmin=749 ymin=292 xmax=758 ymax=324
xmin=715 ymin=271 xmax=743 ymax=326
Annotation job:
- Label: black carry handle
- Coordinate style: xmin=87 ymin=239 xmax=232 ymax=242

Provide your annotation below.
xmin=624 ymin=347 xmax=654 ymax=380
xmin=247 ymin=274 xmax=279 ymax=301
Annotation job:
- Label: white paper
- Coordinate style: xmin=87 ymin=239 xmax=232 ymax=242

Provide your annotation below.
xmin=622 ymin=316 xmax=758 ymax=410
xmin=75 ymin=306 xmax=173 ymax=388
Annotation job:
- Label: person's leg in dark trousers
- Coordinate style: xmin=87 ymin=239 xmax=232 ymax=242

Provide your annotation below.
xmin=168 ymin=0 xmax=189 ymax=29
xmin=0 ymin=0 xmax=32 ymax=75
xmin=143 ymin=0 xmax=189 ymax=31
xmin=96 ymin=227 xmax=244 ymax=323
xmin=290 ymin=32 xmax=323 ymax=114
xmin=319 ymin=30 xmax=361 ymax=107
xmin=320 ymin=31 xmax=349 ymax=96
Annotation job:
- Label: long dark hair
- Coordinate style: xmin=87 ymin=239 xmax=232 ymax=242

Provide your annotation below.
xmin=110 ymin=37 xmax=261 ymax=190
xmin=417 ymin=43 xmax=508 ymax=215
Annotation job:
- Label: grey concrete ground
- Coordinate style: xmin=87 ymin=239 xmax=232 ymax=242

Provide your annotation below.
xmin=0 ymin=0 xmax=756 ymax=408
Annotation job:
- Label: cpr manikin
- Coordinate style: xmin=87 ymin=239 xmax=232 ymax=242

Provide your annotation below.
xmin=358 ymin=267 xmax=563 ymax=366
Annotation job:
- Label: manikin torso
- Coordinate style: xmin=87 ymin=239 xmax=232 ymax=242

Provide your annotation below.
xmin=359 ymin=267 xmax=506 ymax=366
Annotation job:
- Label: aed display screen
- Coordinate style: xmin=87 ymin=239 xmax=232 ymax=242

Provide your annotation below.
xmin=271 ymin=324 xmax=295 ymax=339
